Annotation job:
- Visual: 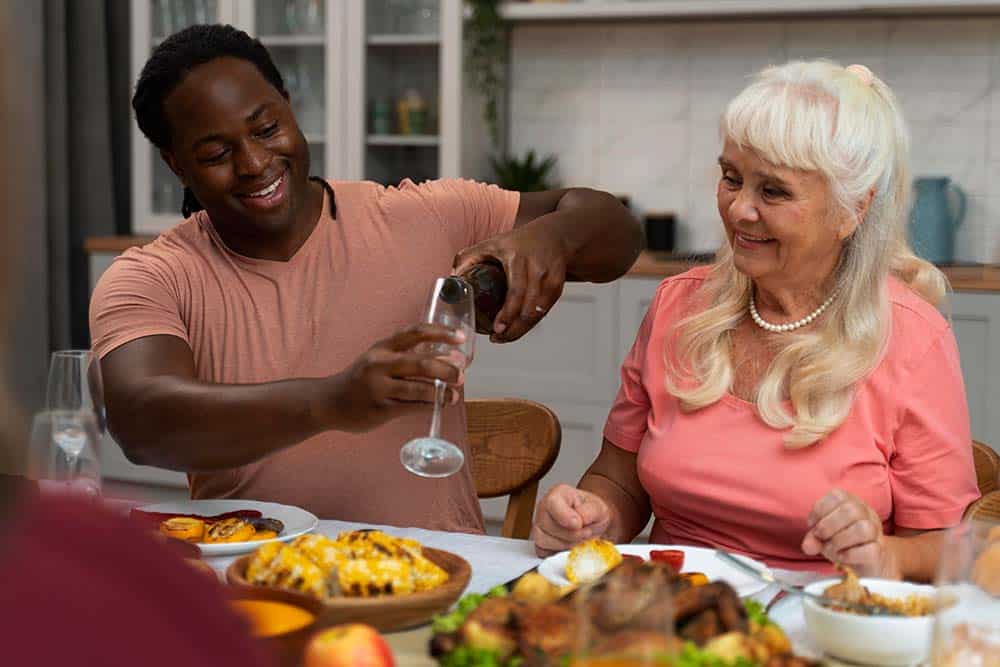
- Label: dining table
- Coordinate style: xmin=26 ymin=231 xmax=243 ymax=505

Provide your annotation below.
xmin=202 ymin=519 xmax=826 ymax=665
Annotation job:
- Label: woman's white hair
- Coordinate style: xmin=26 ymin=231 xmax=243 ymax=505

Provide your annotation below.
xmin=664 ymin=60 xmax=947 ymax=447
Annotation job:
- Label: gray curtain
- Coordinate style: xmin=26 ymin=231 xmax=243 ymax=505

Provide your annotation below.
xmin=1 ymin=1 xmax=130 ymax=462
xmin=46 ymin=0 xmax=131 ymax=350
xmin=1 ymin=2 xmax=46 ymax=467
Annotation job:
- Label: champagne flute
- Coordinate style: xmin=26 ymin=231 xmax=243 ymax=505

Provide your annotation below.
xmin=26 ymin=410 xmax=101 ymax=497
xmin=46 ymin=350 xmax=106 ymax=471
xmin=400 ymin=277 xmax=476 ymax=478
xmin=931 ymin=520 xmax=1000 ymax=666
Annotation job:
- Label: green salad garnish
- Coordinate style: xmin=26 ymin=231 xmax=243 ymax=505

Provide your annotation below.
xmin=432 ymin=584 xmax=509 ymax=634
xmin=742 ymin=598 xmax=772 ymax=628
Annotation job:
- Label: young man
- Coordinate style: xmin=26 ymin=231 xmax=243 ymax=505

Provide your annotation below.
xmin=91 ymin=25 xmax=642 ymax=532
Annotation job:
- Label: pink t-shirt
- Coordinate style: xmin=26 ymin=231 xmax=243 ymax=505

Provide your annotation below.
xmin=604 ymin=266 xmax=980 ymax=571
xmin=90 ymin=178 xmax=519 ymax=533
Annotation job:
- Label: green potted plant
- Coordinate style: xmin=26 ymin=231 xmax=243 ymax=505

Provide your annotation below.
xmin=490 ymin=150 xmax=558 ymax=192
xmin=465 ymin=0 xmax=507 ymax=150
xmin=466 ymin=2 xmax=559 ymax=191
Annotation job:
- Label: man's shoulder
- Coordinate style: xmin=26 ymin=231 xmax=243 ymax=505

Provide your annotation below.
xmin=95 ymin=216 xmax=214 ymax=289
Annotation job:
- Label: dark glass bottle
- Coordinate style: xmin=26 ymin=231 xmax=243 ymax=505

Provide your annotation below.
xmin=460 ymin=260 xmax=508 ymax=335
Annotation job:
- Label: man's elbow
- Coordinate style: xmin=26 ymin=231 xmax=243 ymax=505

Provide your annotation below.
xmin=594 ymin=189 xmax=645 ymax=279
xmin=106 ymin=417 xmax=165 ymax=468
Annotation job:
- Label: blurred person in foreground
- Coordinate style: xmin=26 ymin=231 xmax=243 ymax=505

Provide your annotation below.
xmin=533 ymin=61 xmax=980 ymax=581
xmin=0 ymin=36 xmax=273 ymax=667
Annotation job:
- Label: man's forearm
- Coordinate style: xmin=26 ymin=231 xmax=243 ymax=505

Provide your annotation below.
xmin=554 ymin=188 xmax=644 ymax=283
xmin=108 ymin=375 xmax=337 ymax=473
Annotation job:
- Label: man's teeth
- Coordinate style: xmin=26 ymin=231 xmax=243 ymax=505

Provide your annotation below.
xmin=248 ymin=176 xmax=281 ymax=197
xmin=740 ymin=233 xmax=773 ymax=241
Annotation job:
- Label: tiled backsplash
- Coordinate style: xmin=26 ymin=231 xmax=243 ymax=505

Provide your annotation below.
xmin=509 ymin=18 xmax=1000 ymax=263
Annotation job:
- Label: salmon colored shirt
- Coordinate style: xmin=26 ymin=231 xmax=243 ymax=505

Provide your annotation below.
xmin=89 ymin=178 xmax=519 ymax=533
xmin=604 ymin=266 xmax=980 ymax=571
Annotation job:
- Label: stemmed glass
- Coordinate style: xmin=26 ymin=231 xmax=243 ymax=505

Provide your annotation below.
xmin=26 ymin=410 xmax=101 ymax=496
xmin=400 ymin=277 xmax=476 ymax=478
xmin=930 ymin=520 xmax=1000 ymax=666
xmin=44 ymin=350 xmax=105 ymax=490
xmin=47 ymin=350 xmax=105 ymax=433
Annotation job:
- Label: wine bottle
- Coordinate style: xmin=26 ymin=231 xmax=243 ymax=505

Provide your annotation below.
xmin=460 ymin=260 xmax=508 ymax=335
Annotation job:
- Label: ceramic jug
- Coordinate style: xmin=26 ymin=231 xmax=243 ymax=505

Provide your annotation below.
xmin=909 ymin=177 xmax=966 ymax=264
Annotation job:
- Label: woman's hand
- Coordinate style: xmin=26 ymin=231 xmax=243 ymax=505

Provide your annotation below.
xmin=801 ymin=488 xmax=900 ymax=578
xmin=324 ymin=324 xmax=465 ymax=432
xmin=531 ymin=484 xmax=612 ymax=557
xmin=453 ymin=222 xmax=569 ymax=344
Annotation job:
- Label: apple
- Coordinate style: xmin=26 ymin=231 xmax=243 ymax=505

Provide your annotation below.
xmin=304 ymin=624 xmax=395 ymax=667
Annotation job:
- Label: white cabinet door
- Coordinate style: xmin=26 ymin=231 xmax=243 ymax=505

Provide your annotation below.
xmin=950 ymin=292 xmax=1000 ymax=450
xmin=465 ymin=282 xmax=621 ymax=406
xmin=479 ymin=401 xmax=607 ymax=524
xmin=618 ymin=277 xmax=662 ymax=366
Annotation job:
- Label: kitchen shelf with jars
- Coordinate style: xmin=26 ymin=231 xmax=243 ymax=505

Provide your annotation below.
xmin=351 ymin=0 xmax=462 ymax=187
xmin=130 ymin=0 xmax=462 ymax=234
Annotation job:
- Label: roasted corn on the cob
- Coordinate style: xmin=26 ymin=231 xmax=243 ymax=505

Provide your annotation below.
xmin=337 ymin=557 xmax=415 ymax=596
xmin=245 ymin=530 xmax=448 ymax=600
xmin=245 ymin=542 xmax=332 ymax=599
xmin=565 ymin=539 xmax=622 ymax=584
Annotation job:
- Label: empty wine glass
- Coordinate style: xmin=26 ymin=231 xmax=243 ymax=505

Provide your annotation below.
xmin=46 ymin=349 xmax=105 ymax=434
xmin=400 ymin=276 xmax=476 ymax=478
xmin=931 ymin=520 xmax=1000 ymax=666
xmin=26 ymin=410 xmax=101 ymax=497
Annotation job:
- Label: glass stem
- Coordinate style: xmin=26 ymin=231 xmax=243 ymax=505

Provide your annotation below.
xmin=64 ymin=451 xmax=80 ymax=483
xmin=429 ymin=378 xmax=446 ymax=439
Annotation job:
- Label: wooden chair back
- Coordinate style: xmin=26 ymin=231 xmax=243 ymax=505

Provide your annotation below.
xmin=967 ymin=440 xmax=1000 ymax=524
xmin=467 ymin=398 xmax=560 ymax=539
xmin=973 ymin=440 xmax=999 ymax=496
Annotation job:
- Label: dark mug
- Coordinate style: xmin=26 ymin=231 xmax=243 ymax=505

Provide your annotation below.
xmin=645 ymin=212 xmax=676 ymax=252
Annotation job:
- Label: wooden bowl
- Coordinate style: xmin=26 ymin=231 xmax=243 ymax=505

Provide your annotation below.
xmin=226 ymin=547 xmax=471 ymax=632
xmin=226 ymin=589 xmax=324 ymax=667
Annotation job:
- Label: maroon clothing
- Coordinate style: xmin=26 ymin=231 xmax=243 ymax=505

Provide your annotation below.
xmin=0 ymin=492 xmax=275 ymax=667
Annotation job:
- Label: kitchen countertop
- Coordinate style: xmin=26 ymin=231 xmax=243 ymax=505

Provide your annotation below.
xmin=631 ymin=251 xmax=1000 ymax=292
xmin=85 ymin=236 xmax=1000 ymax=292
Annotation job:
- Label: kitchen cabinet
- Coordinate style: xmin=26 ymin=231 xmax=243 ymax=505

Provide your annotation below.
xmin=950 ymin=292 xmax=1000 ymax=451
xmin=130 ymin=0 xmax=463 ymax=235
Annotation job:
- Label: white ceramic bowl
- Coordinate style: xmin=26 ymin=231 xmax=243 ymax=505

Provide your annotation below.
xmin=803 ymin=578 xmax=936 ymax=666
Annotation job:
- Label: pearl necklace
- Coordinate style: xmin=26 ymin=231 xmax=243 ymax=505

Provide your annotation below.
xmin=749 ymin=290 xmax=838 ymax=333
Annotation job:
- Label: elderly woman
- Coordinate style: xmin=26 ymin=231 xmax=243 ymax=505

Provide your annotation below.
xmin=532 ymin=61 xmax=980 ymax=580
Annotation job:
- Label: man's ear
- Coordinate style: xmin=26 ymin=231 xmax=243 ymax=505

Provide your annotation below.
xmin=160 ymin=148 xmax=185 ymax=185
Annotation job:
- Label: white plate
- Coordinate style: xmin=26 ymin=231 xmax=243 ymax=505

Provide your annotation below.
xmin=538 ymin=544 xmax=774 ymax=598
xmin=137 ymin=499 xmax=319 ymax=557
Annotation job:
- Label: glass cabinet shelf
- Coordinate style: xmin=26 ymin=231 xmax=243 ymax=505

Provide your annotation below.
xmin=367 ymin=34 xmax=440 ymax=46
xmin=367 ymin=134 xmax=440 ymax=147
xmin=259 ymin=34 xmax=326 ymax=47
xmin=133 ymin=0 xmax=461 ymax=233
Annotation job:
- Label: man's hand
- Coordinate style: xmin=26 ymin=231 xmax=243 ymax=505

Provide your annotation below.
xmin=325 ymin=324 xmax=467 ymax=432
xmin=453 ymin=222 xmax=569 ymax=343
